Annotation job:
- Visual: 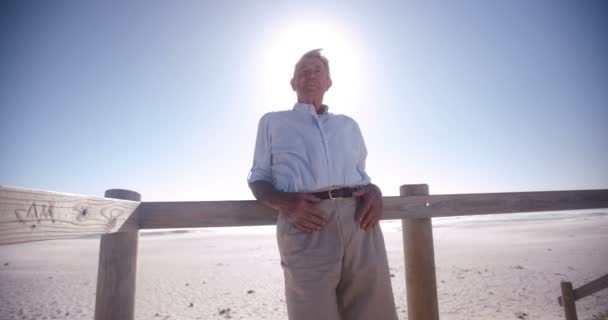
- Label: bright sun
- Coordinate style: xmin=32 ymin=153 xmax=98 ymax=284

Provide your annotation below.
xmin=255 ymin=17 xmax=370 ymax=115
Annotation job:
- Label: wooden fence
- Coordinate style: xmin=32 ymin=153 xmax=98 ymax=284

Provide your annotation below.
xmin=558 ymin=274 xmax=608 ymax=320
xmin=1 ymin=184 xmax=608 ymax=320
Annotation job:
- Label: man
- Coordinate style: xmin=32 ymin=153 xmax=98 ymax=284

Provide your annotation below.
xmin=248 ymin=49 xmax=398 ymax=320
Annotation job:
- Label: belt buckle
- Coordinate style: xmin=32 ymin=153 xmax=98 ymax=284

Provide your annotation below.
xmin=328 ymin=186 xmax=338 ymax=200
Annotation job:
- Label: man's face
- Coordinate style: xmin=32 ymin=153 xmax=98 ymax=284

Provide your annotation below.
xmin=291 ymin=56 xmax=332 ymax=101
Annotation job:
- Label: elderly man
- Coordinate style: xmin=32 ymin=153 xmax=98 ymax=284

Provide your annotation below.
xmin=248 ymin=49 xmax=398 ymax=320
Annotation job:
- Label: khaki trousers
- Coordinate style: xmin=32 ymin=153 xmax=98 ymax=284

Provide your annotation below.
xmin=277 ymin=198 xmax=398 ymax=320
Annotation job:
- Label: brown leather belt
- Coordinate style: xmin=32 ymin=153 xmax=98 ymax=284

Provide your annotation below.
xmin=310 ymin=186 xmax=362 ymax=200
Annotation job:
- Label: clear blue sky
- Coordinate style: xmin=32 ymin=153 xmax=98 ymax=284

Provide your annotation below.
xmin=1 ymin=1 xmax=607 ymax=201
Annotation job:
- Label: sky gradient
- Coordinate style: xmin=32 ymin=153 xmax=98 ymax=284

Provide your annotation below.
xmin=1 ymin=1 xmax=607 ymax=201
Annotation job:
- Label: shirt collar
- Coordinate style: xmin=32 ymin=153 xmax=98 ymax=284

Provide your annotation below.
xmin=293 ymin=103 xmax=329 ymax=115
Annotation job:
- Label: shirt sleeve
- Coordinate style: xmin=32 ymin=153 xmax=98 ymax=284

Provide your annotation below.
xmin=354 ymin=121 xmax=372 ymax=184
xmin=247 ymin=114 xmax=273 ymax=184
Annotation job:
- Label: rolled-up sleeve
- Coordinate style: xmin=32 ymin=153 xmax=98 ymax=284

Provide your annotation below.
xmin=247 ymin=114 xmax=273 ymax=184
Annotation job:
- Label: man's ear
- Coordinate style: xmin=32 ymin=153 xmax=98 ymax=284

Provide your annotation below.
xmin=326 ymin=78 xmax=333 ymax=90
xmin=290 ymin=78 xmax=296 ymax=91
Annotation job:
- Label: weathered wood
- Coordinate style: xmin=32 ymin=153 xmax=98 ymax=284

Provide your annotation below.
xmin=574 ymin=273 xmax=608 ymax=301
xmin=139 ymin=200 xmax=276 ymax=229
xmin=0 ymin=186 xmax=140 ymax=245
xmin=138 ymin=189 xmax=608 ymax=229
xmin=383 ymin=189 xmax=608 ymax=219
xmin=401 ymin=184 xmax=440 ymax=320
xmin=3 ymin=186 xmax=607 ymax=237
xmin=560 ymin=281 xmax=578 ymax=320
xmin=95 ymin=189 xmax=140 ymax=320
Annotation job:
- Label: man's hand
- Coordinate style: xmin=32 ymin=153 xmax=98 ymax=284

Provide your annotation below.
xmin=249 ymin=180 xmax=327 ymax=233
xmin=280 ymin=193 xmax=327 ymax=233
xmin=352 ymin=184 xmax=383 ymax=231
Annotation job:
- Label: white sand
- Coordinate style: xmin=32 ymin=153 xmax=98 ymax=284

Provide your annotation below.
xmin=1 ymin=212 xmax=607 ymax=320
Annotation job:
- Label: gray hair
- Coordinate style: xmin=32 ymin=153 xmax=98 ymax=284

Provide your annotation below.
xmin=294 ymin=48 xmax=331 ymax=79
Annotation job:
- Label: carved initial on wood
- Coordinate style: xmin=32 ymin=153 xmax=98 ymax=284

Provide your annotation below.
xmin=14 ymin=201 xmax=56 ymax=225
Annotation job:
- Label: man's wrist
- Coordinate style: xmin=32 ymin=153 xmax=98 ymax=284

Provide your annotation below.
xmin=259 ymin=186 xmax=292 ymax=212
xmin=272 ymin=191 xmax=298 ymax=212
xmin=367 ymin=183 xmax=382 ymax=196
xmin=250 ymin=180 xmax=286 ymax=211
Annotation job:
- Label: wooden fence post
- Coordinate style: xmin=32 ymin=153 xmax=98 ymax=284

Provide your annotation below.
xmin=400 ymin=184 xmax=439 ymax=320
xmin=95 ymin=189 xmax=140 ymax=320
xmin=560 ymin=281 xmax=578 ymax=320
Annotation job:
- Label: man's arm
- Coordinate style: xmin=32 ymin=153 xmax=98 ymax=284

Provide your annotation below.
xmin=249 ymin=180 xmax=327 ymax=233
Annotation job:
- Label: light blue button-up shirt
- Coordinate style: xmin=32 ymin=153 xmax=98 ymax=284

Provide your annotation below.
xmin=248 ymin=103 xmax=371 ymax=192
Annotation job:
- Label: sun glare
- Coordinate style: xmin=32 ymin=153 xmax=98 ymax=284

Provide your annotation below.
xmin=255 ymin=17 xmax=370 ymax=115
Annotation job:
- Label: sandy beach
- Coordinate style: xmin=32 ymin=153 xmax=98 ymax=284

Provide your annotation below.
xmin=1 ymin=211 xmax=607 ymax=320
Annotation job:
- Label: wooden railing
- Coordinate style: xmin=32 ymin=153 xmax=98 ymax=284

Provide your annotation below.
xmin=1 ymin=184 xmax=608 ymax=320
xmin=558 ymin=274 xmax=608 ymax=320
